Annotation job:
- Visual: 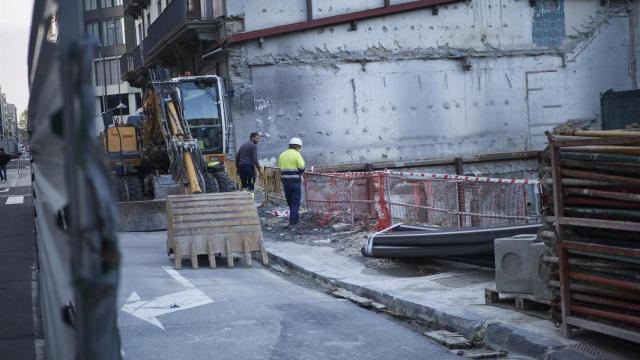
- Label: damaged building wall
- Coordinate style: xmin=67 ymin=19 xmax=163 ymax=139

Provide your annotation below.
xmin=225 ymin=0 xmax=635 ymax=167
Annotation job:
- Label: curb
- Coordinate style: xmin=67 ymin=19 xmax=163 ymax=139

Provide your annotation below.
xmin=266 ymin=248 xmax=565 ymax=359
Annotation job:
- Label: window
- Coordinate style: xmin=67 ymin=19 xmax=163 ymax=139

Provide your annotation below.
xmin=101 ymin=0 xmax=123 ymax=8
xmin=146 ymin=13 xmax=151 ymax=30
xmin=101 ymin=17 xmax=125 ymax=46
xmin=94 ymin=59 xmax=121 ymax=87
xmin=157 ymin=0 xmax=162 ymax=15
xmin=137 ymin=23 xmax=143 ymax=45
xmin=85 ymin=21 xmax=100 ymax=42
xmin=84 ymin=0 xmax=98 ymax=10
xmin=532 ymin=0 xmax=565 ymax=47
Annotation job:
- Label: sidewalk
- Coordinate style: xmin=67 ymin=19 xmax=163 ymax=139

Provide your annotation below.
xmin=0 ymin=160 xmax=40 ymax=360
xmin=265 ymin=240 xmax=638 ymax=359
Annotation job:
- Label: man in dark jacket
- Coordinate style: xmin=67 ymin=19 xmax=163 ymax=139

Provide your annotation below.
xmin=0 ymin=148 xmax=11 ymax=181
xmin=235 ymin=132 xmax=262 ymax=192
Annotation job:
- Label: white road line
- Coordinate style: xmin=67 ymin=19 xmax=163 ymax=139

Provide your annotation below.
xmin=6 ymin=196 xmax=24 ymax=205
xmin=0 ymin=188 xmax=8 ymax=193
xmin=0 ymin=194 xmax=31 ymax=199
xmin=162 ymin=266 xmax=196 ymax=288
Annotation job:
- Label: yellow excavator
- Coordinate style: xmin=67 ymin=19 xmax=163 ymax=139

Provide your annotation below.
xmin=103 ymin=69 xmax=236 ymax=201
xmin=103 ymin=69 xmax=267 ymax=269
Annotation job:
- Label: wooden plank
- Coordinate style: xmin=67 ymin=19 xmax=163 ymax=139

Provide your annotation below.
xmin=172 ymin=214 xmax=259 ymax=224
xmin=567 ymin=316 xmax=640 ymax=343
xmin=169 ymin=192 xmax=251 ymax=200
xmin=173 ymin=228 xmax=262 ymax=237
xmin=174 ymin=246 xmax=182 ymax=270
xmin=226 ymin=239 xmax=234 ymax=268
xmin=170 ymin=203 xmax=255 ymax=210
xmin=207 ymin=240 xmax=216 ymax=269
xmin=170 ymin=199 xmax=255 ymax=207
xmin=172 ymin=219 xmax=260 ymax=229
xmin=169 ymin=206 xmax=258 ymax=215
xmin=173 ymin=235 xmax=263 ymax=254
xmin=190 ymin=241 xmax=198 ymax=269
xmin=484 ymin=288 xmax=502 ymax=304
xmin=484 ymin=288 xmax=551 ymax=319
xmin=244 ymin=239 xmax=252 ymax=266
xmin=168 ymin=195 xmax=252 ymax=204
xmin=169 ymin=200 xmax=255 ymax=208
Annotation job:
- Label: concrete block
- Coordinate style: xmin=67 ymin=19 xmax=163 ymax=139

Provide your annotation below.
xmin=494 ymin=234 xmax=538 ymax=294
xmin=423 ymin=330 xmax=472 ymax=349
xmin=531 ymin=242 xmax=554 ymax=301
xmin=117 ymin=199 xmax=167 ymax=232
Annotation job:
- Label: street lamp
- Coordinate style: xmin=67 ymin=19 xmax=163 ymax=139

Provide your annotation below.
xmin=116 ymin=102 xmax=128 ymax=125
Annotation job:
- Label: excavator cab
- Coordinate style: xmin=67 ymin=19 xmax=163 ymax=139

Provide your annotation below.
xmin=175 ymin=76 xmax=229 ymax=167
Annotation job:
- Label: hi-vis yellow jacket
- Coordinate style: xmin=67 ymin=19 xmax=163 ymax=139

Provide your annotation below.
xmin=278 ymin=148 xmax=305 ymax=181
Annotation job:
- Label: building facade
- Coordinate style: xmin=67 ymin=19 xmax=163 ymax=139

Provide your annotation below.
xmin=0 ymin=87 xmax=19 ymax=140
xmin=84 ymin=0 xmax=141 ymax=133
xmin=122 ymin=0 xmax=640 ymax=167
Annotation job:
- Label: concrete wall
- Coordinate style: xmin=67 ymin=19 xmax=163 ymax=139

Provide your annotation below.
xmin=225 ymin=0 xmax=634 ymax=168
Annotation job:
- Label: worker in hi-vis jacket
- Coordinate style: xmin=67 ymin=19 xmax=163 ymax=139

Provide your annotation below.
xmin=278 ymin=137 xmax=305 ymax=227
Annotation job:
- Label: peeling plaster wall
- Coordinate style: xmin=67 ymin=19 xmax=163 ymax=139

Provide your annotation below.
xmin=226 ymin=1 xmax=634 ymax=167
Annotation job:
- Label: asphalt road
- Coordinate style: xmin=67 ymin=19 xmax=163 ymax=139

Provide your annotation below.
xmin=118 ymin=232 xmax=459 ymax=360
xmin=0 ymin=158 xmax=37 ymax=360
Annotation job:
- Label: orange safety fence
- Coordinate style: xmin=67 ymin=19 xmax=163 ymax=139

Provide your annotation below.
xmin=304 ymin=170 xmax=540 ymax=230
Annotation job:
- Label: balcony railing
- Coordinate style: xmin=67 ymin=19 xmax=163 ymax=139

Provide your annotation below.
xmin=124 ymin=0 xmax=219 ymax=80
xmin=123 ymin=0 xmax=145 ymax=17
xmin=120 ymin=45 xmax=141 ymax=80
xmin=142 ymin=0 xmax=215 ymax=60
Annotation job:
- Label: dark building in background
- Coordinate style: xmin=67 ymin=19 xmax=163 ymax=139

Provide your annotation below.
xmin=84 ymin=0 xmax=141 ymax=133
xmin=120 ymin=0 xmax=226 ymax=86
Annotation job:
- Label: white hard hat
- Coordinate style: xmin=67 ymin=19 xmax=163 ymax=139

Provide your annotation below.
xmin=289 ymin=137 xmax=303 ymax=146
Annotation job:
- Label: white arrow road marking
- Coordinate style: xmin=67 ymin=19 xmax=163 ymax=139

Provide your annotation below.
xmin=127 ymin=292 xmax=141 ymax=302
xmin=121 ymin=267 xmax=213 ymax=330
xmin=0 ymin=188 xmax=9 ymax=193
xmin=163 ymin=266 xmax=195 ymax=288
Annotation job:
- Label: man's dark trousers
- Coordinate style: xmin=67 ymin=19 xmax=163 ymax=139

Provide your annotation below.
xmin=0 ymin=165 xmax=6 ymax=181
xmin=282 ymin=180 xmax=301 ymax=225
xmin=238 ymin=164 xmax=256 ymax=191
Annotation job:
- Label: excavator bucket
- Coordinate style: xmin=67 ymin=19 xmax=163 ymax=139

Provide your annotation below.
xmin=166 ymin=192 xmax=269 ymax=269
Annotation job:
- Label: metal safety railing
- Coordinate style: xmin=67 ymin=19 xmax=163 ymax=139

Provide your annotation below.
xmin=225 ymin=160 xmax=286 ymax=205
